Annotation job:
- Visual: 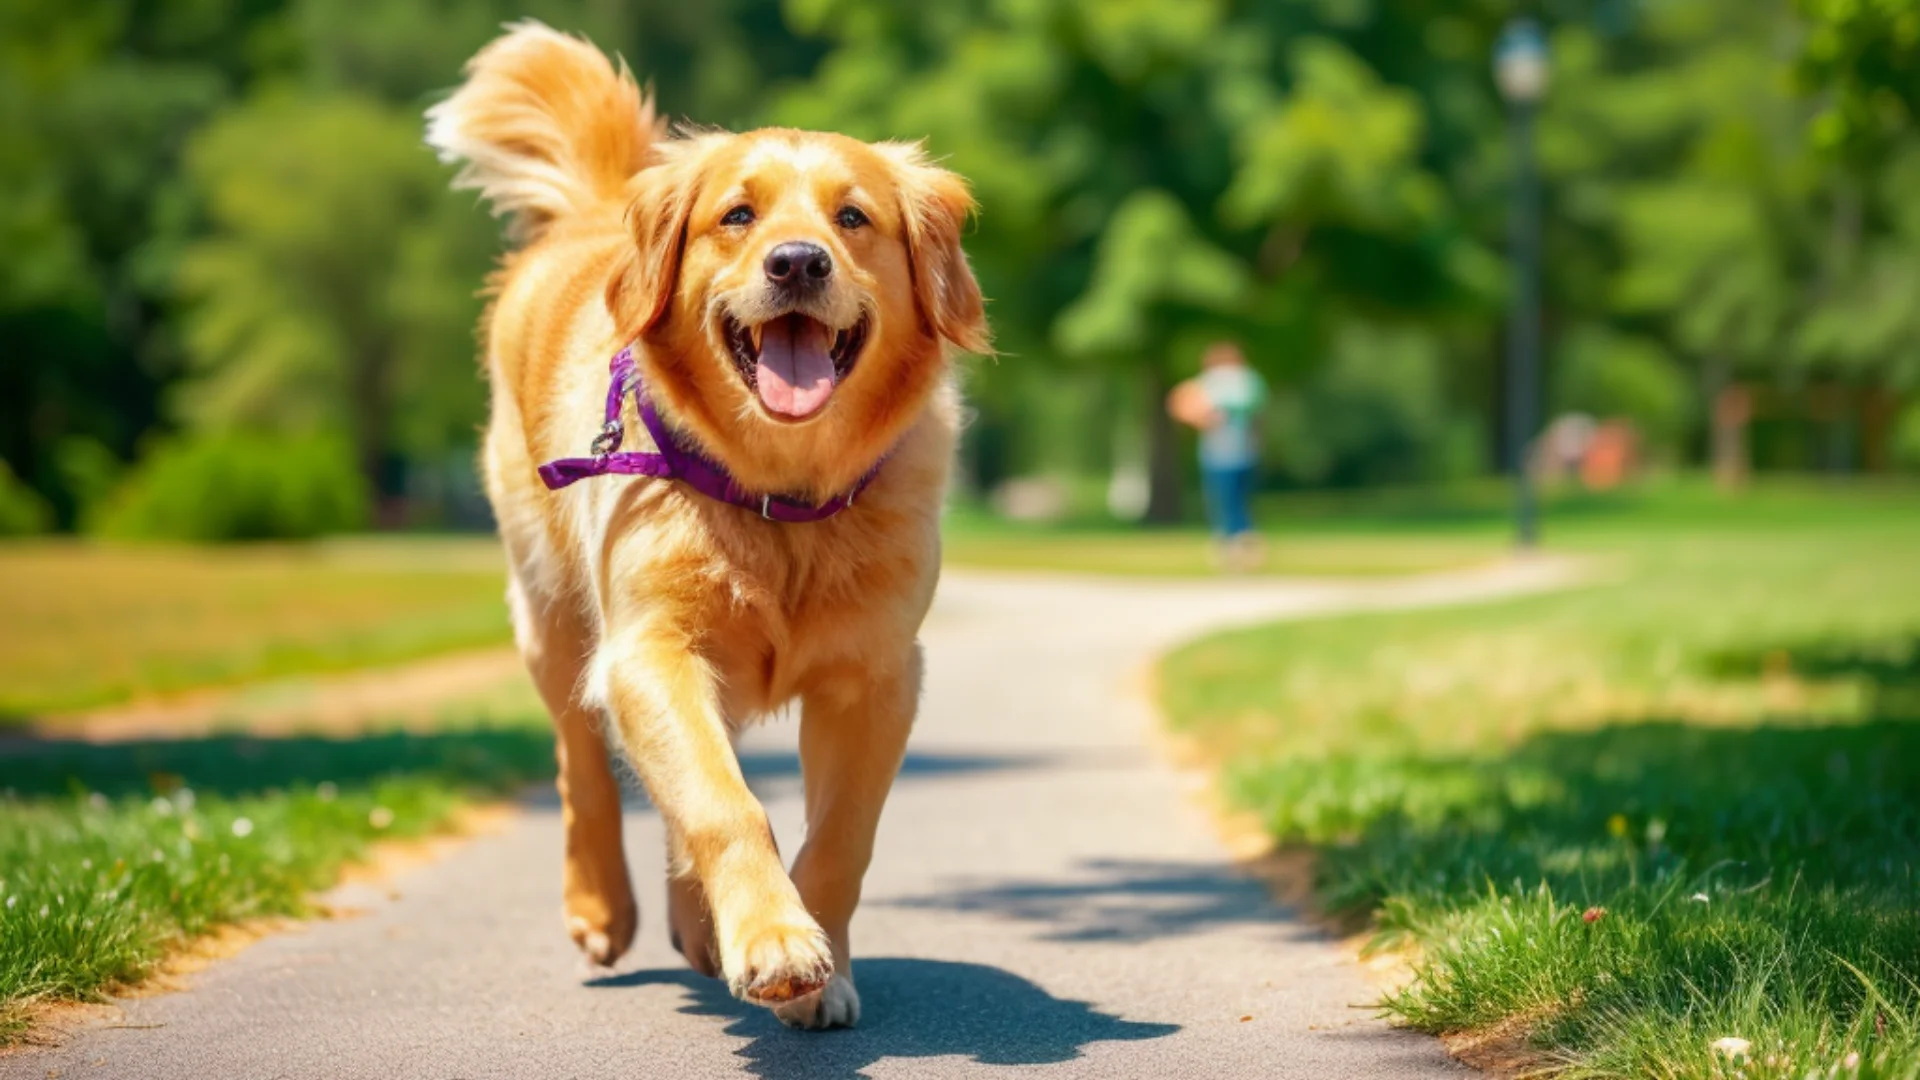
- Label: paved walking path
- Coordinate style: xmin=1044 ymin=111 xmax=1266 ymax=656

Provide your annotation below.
xmin=9 ymin=559 xmax=1578 ymax=1080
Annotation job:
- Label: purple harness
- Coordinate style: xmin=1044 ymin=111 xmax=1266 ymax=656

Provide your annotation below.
xmin=536 ymin=346 xmax=880 ymax=524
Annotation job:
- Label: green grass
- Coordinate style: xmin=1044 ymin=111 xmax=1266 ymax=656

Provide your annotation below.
xmin=13 ymin=479 xmax=1885 ymax=719
xmin=0 ymin=538 xmax=512 ymax=719
xmin=0 ymin=514 xmax=1494 ymax=721
xmin=0 ymin=718 xmax=555 ymax=1042
xmin=941 ymin=476 xmax=1920 ymax=578
xmin=1160 ymin=494 xmax=1920 ymax=1078
xmin=941 ymin=513 xmax=1500 ymax=577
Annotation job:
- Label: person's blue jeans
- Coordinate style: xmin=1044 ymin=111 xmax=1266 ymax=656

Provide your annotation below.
xmin=1200 ymin=462 xmax=1255 ymax=537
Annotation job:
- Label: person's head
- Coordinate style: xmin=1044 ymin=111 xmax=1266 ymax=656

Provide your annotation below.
xmin=1202 ymin=341 xmax=1245 ymax=370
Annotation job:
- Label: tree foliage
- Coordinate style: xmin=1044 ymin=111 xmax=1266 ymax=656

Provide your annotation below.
xmin=4 ymin=0 xmax=1918 ymax=533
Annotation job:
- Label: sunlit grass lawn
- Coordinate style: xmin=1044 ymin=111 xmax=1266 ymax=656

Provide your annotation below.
xmin=0 ymin=538 xmax=513 ymax=720
xmin=0 ymin=513 xmax=1499 ymax=723
xmin=941 ymin=476 xmax=1920 ymax=579
xmin=940 ymin=517 xmax=1500 ymax=577
xmin=1161 ymin=493 xmax=1920 ymax=1078
xmin=0 ymin=717 xmax=555 ymax=1042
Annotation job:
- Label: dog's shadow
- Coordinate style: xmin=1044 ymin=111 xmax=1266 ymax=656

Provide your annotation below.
xmin=589 ymin=958 xmax=1178 ymax=1078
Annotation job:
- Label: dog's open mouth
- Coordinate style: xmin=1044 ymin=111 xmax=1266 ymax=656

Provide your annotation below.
xmin=723 ymin=312 xmax=870 ymax=421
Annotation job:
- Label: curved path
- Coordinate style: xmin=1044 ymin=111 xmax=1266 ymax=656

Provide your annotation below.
xmin=9 ymin=559 xmax=1578 ymax=1080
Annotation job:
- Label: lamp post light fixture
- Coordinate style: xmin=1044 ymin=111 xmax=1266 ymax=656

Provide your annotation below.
xmin=1496 ymin=18 xmax=1547 ymax=550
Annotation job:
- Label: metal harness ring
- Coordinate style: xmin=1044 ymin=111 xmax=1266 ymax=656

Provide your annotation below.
xmin=589 ymin=420 xmax=624 ymax=457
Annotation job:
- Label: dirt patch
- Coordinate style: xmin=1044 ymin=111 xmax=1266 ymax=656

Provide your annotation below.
xmin=327 ymin=803 xmax=517 ymax=910
xmin=30 ymin=647 xmax=527 ymax=745
xmin=1441 ymin=1006 xmax=1569 ymax=1077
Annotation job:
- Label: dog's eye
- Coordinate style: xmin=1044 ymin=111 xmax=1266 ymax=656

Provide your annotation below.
xmin=721 ymin=205 xmax=755 ymax=227
xmin=835 ymin=205 xmax=869 ymax=230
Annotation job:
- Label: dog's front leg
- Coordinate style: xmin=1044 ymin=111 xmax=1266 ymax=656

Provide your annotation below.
xmin=774 ymin=648 xmax=921 ymax=1029
xmin=596 ymin=622 xmax=831 ymax=1005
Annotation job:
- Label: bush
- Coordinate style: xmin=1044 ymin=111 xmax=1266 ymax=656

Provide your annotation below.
xmin=93 ymin=431 xmax=369 ymax=542
xmin=0 ymin=462 xmax=53 ymax=537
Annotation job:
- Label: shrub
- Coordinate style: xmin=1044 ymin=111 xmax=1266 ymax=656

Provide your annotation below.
xmin=93 ymin=431 xmax=369 ymax=542
xmin=0 ymin=462 xmax=53 ymax=537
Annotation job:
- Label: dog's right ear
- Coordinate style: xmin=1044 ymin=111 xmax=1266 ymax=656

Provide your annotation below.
xmin=606 ymin=140 xmax=716 ymax=339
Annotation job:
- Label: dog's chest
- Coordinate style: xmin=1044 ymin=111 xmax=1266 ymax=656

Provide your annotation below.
xmin=701 ymin=545 xmax=928 ymax=721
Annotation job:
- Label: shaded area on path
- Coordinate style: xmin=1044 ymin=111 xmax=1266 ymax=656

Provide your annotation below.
xmin=886 ymin=858 xmax=1294 ymax=945
xmin=590 ymin=959 xmax=1180 ymax=1080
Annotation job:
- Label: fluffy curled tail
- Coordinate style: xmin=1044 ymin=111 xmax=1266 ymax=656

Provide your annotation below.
xmin=426 ymin=21 xmax=660 ymax=240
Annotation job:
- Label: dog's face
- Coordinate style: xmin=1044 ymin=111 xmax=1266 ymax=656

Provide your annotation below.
xmin=608 ymin=130 xmax=988 ymax=496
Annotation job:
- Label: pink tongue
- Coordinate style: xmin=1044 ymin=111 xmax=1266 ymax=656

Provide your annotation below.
xmin=755 ymin=315 xmax=837 ymax=418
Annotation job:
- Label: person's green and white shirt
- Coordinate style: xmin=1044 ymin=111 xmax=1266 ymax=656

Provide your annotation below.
xmin=1197 ymin=365 xmax=1268 ymax=470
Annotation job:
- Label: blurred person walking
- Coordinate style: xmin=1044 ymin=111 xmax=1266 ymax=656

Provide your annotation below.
xmin=1168 ymin=341 xmax=1268 ymax=571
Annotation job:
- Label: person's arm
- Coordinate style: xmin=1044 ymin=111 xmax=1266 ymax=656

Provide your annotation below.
xmin=1167 ymin=378 xmax=1222 ymax=431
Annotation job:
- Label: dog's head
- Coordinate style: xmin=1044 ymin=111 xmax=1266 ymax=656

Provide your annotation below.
xmin=607 ymin=129 xmax=988 ymax=498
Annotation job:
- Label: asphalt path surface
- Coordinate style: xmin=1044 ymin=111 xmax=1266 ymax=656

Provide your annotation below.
xmin=10 ymin=560 xmax=1576 ymax=1080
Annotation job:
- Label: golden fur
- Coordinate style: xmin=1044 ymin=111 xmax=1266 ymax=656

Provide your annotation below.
xmin=427 ymin=22 xmax=988 ymax=1029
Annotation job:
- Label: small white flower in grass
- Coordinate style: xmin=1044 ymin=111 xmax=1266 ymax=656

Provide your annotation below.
xmin=174 ymin=789 xmax=195 ymax=812
xmin=151 ymin=849 xmax=165 ymax=863
xmin=150 ymin=797 xmax=173 ymax=816
xmin=1691 ymin=892 xmax=1710 ymax=903
xmin=1712 ymin=1037 xmax=1751 ymax=1063
xmin=5 ymin=895 xmax=15 ymax=909
xmin=80 ymin=859 xmax=91 ymax=871
xmin=1843 ymin=1051 xmax=1861 ymax=1070
xmin=316 ymin=782 xmax=338 ymax=802
xmin=38 ymin=905 xmax=48 ymax=918
xmin=230 ymin=817 xmax=254 ymax=838
xmin=368 ymin=806 xmax=394 ymax=830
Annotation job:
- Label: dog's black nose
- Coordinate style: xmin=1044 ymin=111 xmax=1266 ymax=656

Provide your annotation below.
xmin=765 ymin=242 xmax=832 ymax=287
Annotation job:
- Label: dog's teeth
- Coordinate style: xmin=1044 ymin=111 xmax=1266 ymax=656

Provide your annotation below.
xmin=749 ymin=323 xmax=763 ymax=355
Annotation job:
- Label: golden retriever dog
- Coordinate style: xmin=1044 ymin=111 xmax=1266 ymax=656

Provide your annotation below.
xmin=425 ymin=23 xmax=986 ymax=1028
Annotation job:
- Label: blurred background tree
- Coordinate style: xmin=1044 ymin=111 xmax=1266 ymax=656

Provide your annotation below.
xmin=3 ymin=0 xmax=1917 ymax=539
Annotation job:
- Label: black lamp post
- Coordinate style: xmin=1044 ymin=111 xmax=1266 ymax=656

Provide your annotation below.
xmin=1496 ymin=18 xmax=1548 ymax=549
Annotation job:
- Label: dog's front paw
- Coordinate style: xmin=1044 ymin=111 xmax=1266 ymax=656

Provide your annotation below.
xmin=565 ymin=903 xmax=636 ymax=968
xmin=772 ymin=972 xmax=860 ymax=1030
xmin=724 ymin=914 xmax=833 ymax=1005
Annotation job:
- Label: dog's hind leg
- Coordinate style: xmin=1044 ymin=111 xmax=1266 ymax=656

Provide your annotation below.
xmin=774 ymin=646 xmax=922 ymax=1030
xmin=509 ymin=576 xmax=637 ymax=967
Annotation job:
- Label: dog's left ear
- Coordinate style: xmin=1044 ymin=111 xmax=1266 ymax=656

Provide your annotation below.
xmin=606 ymin=137 xmax=719 ymax=339
xmin=882 ymin=143 xmax=991 ymax=355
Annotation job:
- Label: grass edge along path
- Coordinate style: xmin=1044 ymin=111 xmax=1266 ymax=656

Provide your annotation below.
xmin=0 ymin=722 xmax=555 ymax=1045
xmin=1160 ymin=521 xmax=1920 ymax=1080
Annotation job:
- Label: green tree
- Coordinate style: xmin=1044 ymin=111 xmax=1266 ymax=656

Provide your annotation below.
xmin=174 ymin=94 xmax=495 ymax=495
xmin=776 ymin=0 xmax=1502 ymax=518
xmin=0 ymin=0 xmax=253 ymax=524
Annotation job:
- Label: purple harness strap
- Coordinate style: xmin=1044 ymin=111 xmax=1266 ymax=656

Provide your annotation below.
xmin=536 ymin=346 xmax=881 ymax=524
